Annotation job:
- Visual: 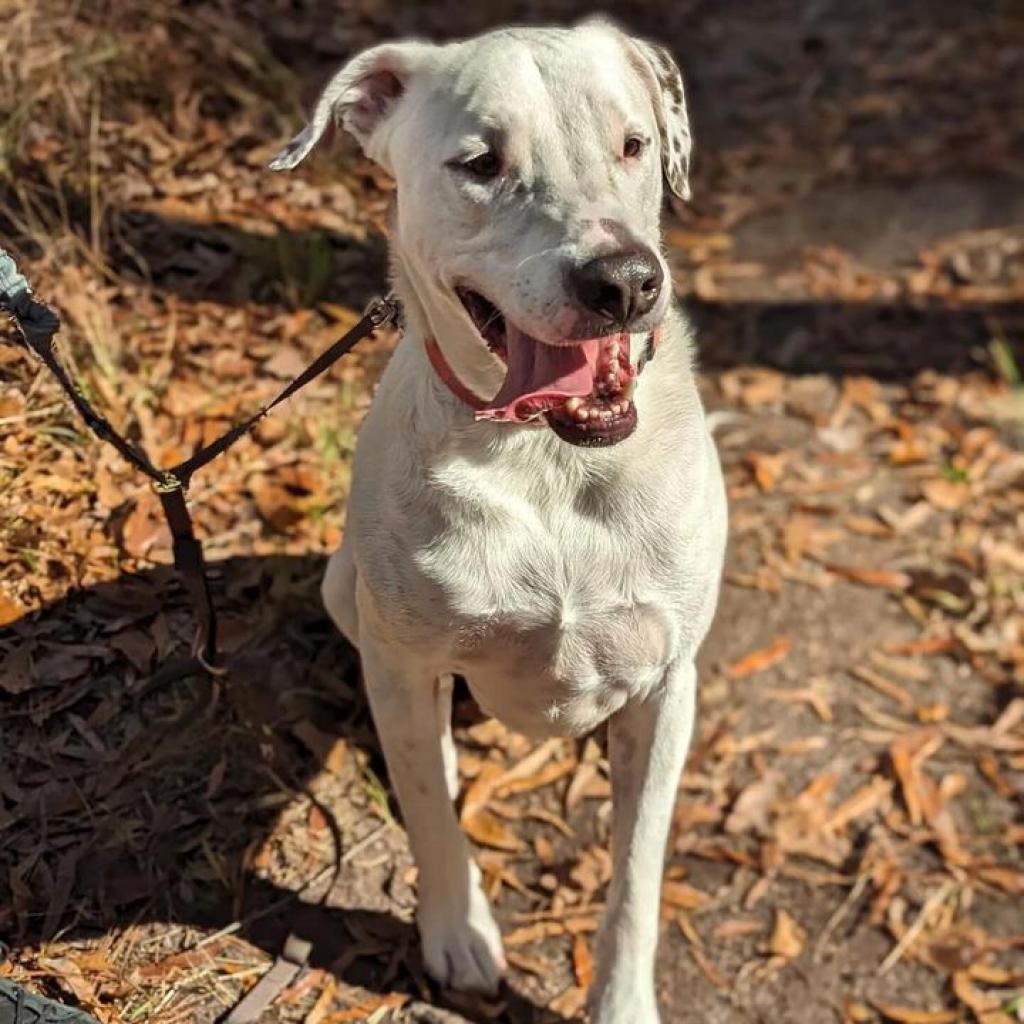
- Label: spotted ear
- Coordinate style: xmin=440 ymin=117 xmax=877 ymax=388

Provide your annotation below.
xmin=624 ymin=37 xmax=693 ymax=201
xmin=269 ymin=41 xmax=432 ymax=172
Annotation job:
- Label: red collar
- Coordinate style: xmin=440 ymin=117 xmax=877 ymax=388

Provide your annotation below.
xmin=424 ymin=336 xmax=487 ymax=409
xmin=423 ymin=329 xmax=661 ymax=411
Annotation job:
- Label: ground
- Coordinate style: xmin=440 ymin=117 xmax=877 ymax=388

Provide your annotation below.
xmin=1 ymin=1 xmax=1023 ymax=1023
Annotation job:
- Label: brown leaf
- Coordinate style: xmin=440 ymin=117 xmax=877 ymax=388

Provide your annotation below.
xmin=463 ymin=808 xmax=525 ymax=852
xmin=746 ymin=451 xmax=788 ymax=492
xmin=890 ymin=730 xmax=943 ymax=825
xmin=873 ymin=1003 xmax=959 ymax=1024
xmin=549 ymin=985 xmax=588 ymax=1019
xmin=922 ymin=478 xmax=970 ymax=511
xmin=726 ymin=635 xmax=792 ymax=679
xmin=884 ymin=634 xmax=955 ymax=657
xmin=725 ymin=772 xmax=784 ymax=835
xmin=826 ymin=777 xmax=893 ymax=831
xmin=572 ymin=933 xmax=594 ymax=989
xmin=851 ymin=666 xmax=914 ymax=709
xmin=252 ymin=480 xmax=304 ymax=533
xmin=713 ymin=918 xmax=764 ymax=940
xmin=505 ymin=922 xmax=561 ymax=947
xmin=0 ymin=591 xmax=25 ymax=627
xmin=843 ymin=998 xmax=875 ymax=1022
xmin=826 ymin=564 xmax=912 ymax=590
xmin=767 ymin=909 xmax=806 ymax=959
xmin=662 ymin=880 xmax=712 ymax=911
xmin=952 ymin=971 xmax=1002 ymax=1015
xmin=506 ymin=951 xmax=553 ymax=976
xmin=975 ymin=867 xmax=1024 ymax=895
xmin=303 ymin=977 xmax=338 ymax=1024
xmin=322 ymin=993 xmax=408 ymax=1023
xmin=37 ymin=956 xmax=98 ymax=1006
xmin=497 ymin=758 xmax=575 ymax=797
xmin=134 ymin=937 xmax=233 ymax=980
xmin=689 ymin=947 xmax=732 ymax=990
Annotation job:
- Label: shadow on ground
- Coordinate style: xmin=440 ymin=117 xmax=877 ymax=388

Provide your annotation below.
xmin=0 ymin=555 xmax=557 ymax=1022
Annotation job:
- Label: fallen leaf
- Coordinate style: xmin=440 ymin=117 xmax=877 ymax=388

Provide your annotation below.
xmin=662 ymin=880 xmax=712 ymax=911
xmin=303 ymin=976 xmax=338 ymax=1024
xmin=826 ymin=564 xmax=912 ymax=590
xmin=873 ymin=1003 xmax=959 ymax=1024
xmin=572 ymin=933 xmax=594 ymax=989
xmin=851 ymin=666 xmax=914 ymax=709
xmin=463 ymin=808 xmax=525 ymax=852
xmin=922 ymin=478 xmax=970 ymax=511
xmin=713 ymin=918 xmax=764 ymax=940
xmin=38 ymin=956 xmax=99 ymax=1005
xmin=322 ymin=993 xmax=408 ymax=1023
xmin=0 ymin=591 xmax=25 ymax=627
xmin=690 ymin=947 xmax=731 ymax=990
xmin=843 ymin=998 xmax=874 ymax=1022
xmin=549 ymin=985 xmax=588 ymax=1019
xmin=767 ymin=908 xmax=806 ymax=959
xmin=726 ymin=635 xmax=792 ymax=679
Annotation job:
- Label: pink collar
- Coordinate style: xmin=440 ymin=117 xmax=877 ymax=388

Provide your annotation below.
xmin=424 ymin=329 xmax=662 ymax=411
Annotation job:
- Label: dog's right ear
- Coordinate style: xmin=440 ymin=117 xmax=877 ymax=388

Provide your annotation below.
xmin=269 ymin=41 xmax=432 ymax=172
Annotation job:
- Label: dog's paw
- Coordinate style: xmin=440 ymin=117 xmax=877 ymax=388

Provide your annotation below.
xmin=419 ymin=886 xmax=505 ymax=994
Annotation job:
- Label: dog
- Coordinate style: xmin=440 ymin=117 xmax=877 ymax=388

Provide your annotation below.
xmin=271 ymin=19 xmax=727 ymax=1023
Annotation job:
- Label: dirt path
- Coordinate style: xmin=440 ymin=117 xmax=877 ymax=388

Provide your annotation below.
xmin=1 ymin=2 xmax=1022 ymax=1023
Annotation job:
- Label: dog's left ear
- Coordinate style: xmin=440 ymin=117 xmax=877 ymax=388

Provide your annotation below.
xmin=269 ymin=41 xmax=432 ymax=172
xmin=622 ymin=37 xmax=693 ymax=201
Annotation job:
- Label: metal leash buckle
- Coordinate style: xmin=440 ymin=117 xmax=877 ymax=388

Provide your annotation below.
xmin=364 ymin=292 xmax=401 ymax=329
xmin=152 ymin=472 xmax=183 ymax=494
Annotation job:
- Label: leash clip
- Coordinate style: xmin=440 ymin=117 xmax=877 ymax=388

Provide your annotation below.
xmin=365 ymin=293 xmax=401 ymax=329
xmin=152 ymin=472 xmax=183 ymax=494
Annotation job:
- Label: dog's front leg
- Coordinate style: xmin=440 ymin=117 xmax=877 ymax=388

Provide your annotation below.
xmin=590 ymin=660 xmax=697 ymax=1024
xmin=360 ymin=641 xmax=505 ymax=994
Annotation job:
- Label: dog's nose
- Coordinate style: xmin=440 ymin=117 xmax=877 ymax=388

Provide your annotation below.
xmin=571 ymin=249 xmax=664 ymax=326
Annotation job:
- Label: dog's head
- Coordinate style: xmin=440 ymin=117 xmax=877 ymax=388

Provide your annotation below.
xmin=272 ymin=21 xmax=691 ymax=447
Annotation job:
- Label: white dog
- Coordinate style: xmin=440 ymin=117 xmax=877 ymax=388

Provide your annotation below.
xmin=272 ymin=19 xmax=726 ymax=1023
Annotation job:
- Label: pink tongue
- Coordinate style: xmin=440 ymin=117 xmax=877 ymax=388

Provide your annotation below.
xmin=475 ymin=326 xmax=604 ymax=423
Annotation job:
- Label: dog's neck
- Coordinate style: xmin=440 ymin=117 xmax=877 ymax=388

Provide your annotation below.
xmin=390 ymin=245 xmax=506 ymax=405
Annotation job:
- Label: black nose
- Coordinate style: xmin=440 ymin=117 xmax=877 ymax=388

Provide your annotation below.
xmin=571 ymin=249 xmax=664 ymax=326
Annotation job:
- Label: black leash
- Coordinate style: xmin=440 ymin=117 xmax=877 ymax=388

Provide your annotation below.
xmin=0 ymin=248 xmax=399 ymax=679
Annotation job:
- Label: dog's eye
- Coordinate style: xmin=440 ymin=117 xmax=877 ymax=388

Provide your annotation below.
xmin=462 ymin=150 xmax=502 ymax=180
xmin=623 ymin=136 xmax=645 ymax=159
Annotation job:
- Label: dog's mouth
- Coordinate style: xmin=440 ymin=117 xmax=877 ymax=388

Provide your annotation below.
xmin=456 ymin=287 xmax=639 ymax=448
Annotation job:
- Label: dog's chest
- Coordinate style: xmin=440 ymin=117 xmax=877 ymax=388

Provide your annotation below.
xmin=411 ymin=474 xmax=690 ymax=737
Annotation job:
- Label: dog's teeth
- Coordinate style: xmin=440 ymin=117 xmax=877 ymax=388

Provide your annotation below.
xmin=625 ymin=379 xmax=636 ymax=401
xmin=608 ymin=341 xmax=620 ymax=359
xmin=576 ymin=407 xmax=590 ymax=421
xmin=565 ymin=397 xmax=581 ymax=413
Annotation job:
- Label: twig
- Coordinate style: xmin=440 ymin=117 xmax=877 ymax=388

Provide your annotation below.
xmin=878 ymin=879 xmax=956 ymax=975
xmin=814 ymin=871 xmax=870 ymax=962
